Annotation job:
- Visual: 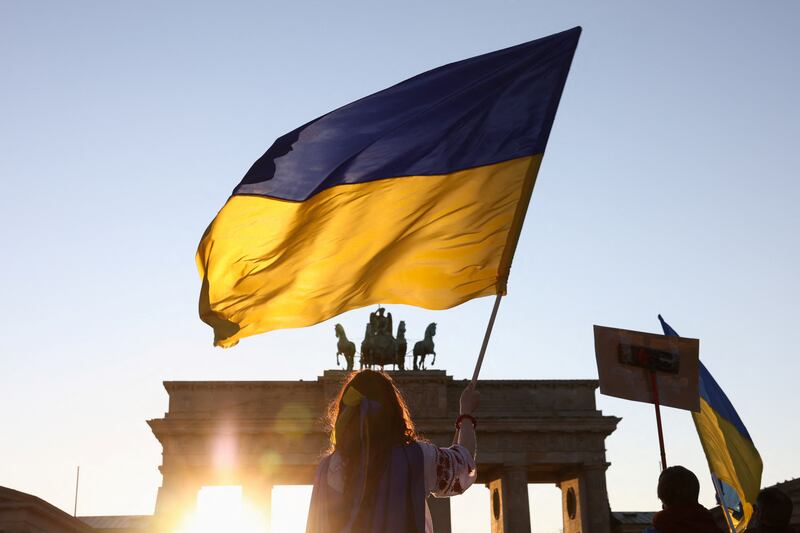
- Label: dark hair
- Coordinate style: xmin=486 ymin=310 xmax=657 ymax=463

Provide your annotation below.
xmin=324 ymin=370 xmax=420 ymax=527
xmin=657 ymin=466 xmax=700 ymax=507
xmin=756 ymin=487 xmax=793 ymax=526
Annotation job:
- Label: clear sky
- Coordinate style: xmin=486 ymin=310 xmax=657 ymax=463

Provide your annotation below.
xmin=1 ymin=1 xmax=798 ymax=531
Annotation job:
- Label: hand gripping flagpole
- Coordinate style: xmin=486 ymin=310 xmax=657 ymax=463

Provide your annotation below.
xmin=454 ymin=293 xmax=502 ymax=446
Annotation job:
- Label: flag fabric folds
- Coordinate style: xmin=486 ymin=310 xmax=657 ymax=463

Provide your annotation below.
xmin=198 ymin=27 xmax=582 ymax=347
xmin=658 ymin=315 xmax=762 ymax=531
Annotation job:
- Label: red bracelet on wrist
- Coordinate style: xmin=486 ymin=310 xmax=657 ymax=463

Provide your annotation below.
xmin=455 ymin=414 xmax=477 ymax=429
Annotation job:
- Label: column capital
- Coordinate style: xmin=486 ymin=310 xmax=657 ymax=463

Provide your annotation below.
xmin=580 ymin=462 xmax=610 ymax=472
xmin=502 ymin=464 xmax=529 ymax=477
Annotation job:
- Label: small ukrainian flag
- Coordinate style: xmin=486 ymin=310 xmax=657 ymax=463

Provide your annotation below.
xmin=198 ymin=27 xmax=582 ymax=347
xmin=659 ymin=315 xmax=762 ymax=531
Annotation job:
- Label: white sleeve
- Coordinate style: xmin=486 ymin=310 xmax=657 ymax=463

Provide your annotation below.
xmin=420 ymin=442 xmax=477 ymax=498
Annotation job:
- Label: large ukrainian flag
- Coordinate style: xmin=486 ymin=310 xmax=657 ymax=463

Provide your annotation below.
xmin=198 ymin=27 xmax=582 ymax=347
xmin=659 ymin=316 xmax=762 ymax=531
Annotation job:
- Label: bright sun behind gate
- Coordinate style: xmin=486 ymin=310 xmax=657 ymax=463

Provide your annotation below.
xmin=271 ymin=486 xmax=313 ymax=532
xmin=173 ymin=485 xmax=312 ymax=533
xmin=173 ymin=486 xmax=261 ymax=533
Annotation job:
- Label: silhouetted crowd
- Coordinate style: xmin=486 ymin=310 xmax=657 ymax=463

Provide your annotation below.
xmin=643 ymin=465 xmax=796 ymax=533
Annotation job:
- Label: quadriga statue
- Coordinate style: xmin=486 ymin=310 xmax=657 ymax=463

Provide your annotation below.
xmin=334 ymin=309 xmax=437 ymax=372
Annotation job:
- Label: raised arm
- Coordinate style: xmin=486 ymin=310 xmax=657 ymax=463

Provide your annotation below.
xmin=456 ymin=381 xmax=479 ymax=457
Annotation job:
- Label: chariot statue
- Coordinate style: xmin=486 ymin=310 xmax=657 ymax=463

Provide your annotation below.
xmin=361 ymin=307 xmax=405 ymax=370
xmin=334 ymin=308 xmax=437 ymax=371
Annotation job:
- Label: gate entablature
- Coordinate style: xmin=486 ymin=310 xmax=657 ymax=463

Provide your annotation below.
xmin=148 ymin=370 xmax=619 ymax=533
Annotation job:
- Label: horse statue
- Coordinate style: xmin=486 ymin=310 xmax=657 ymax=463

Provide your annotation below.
xmin=413 ymin=322 xmax=437 ymax=370
xmin=396 ymin=321 xmax=407 ymax=370
xmin=335 ymin=323 xmax=356 ymax=371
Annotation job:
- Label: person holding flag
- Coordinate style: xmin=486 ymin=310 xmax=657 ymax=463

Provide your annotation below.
xmin=648 ymin=465 xmax=724 ymax=533
xmin=198 ymin=26 xmax=583 ymax=532
xmin=659 ymin=315 xmax=763 ymax=532
xmin=306 ymin=370 xmax=480 ymax=533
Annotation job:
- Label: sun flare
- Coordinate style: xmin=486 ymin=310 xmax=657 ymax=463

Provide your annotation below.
xmin=174 ymin=486 xmax=262 ymax=533
xmin=271 ymin=486 xmax=313 ymax=532
xmin=173 ymin=485 xmax=312 ymax=533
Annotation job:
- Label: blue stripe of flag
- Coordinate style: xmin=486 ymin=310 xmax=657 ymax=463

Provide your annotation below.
xmin=234 ymin=27 xmax=581 ymax=202
xmin=657 ymin=314 xmax=753 ymax=442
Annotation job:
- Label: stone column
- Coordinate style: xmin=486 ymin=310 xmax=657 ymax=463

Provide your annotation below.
xmin=558 ymin=464 xmax=611 ymax=533
xmin=428 ymin=496 xmax=452 ymax=533
xmin=488 ymin=465 xmax=531 ymax=533
xmin=242 ymin=478 xmax=273 ymax=532
xmin=580 ymin=464 xmax=611 ymax=533
xmin=559 ymin=477 xmax=584 ymax=533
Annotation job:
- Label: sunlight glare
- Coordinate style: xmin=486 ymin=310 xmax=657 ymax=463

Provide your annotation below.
xmin=271 ymin=485 xmax=312 ymax=533
xmin=174 ymin=485 xmax=263 ymax=533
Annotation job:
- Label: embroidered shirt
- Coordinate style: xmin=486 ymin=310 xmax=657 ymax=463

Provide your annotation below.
xmin=326 ymin=442 xmax=476 ymax=532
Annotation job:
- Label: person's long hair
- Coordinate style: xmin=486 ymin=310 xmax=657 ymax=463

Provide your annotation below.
xmin=323 ymin=370 xmax=421 ymax=527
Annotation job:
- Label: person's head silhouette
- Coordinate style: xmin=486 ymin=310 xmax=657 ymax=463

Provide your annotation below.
xmin=657 ymin=466 xmax=701 ymax=508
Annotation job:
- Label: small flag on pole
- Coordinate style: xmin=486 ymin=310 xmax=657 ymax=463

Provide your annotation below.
xmin=658 ymin=315 xmax=762 ymax=531
xmin=197 ymin=27 xmax=582 ymax=347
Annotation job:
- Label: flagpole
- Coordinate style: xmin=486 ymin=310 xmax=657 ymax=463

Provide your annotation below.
xmin=453 ymin=293 xmax=503 ymax=446
xmin=471 ymin=293 xmax=503 ymax=385
xmin=648 ymin=371 xmax=668 ymax=470
xmin=711 ymin=473 xmax=736 ymax=533
xmin=73 ymin=466 xmax=80 ymax=517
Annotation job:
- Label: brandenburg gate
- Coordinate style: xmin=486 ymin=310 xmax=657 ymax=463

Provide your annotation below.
xmin=148 ymin=370 xmax=619 ymax=532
